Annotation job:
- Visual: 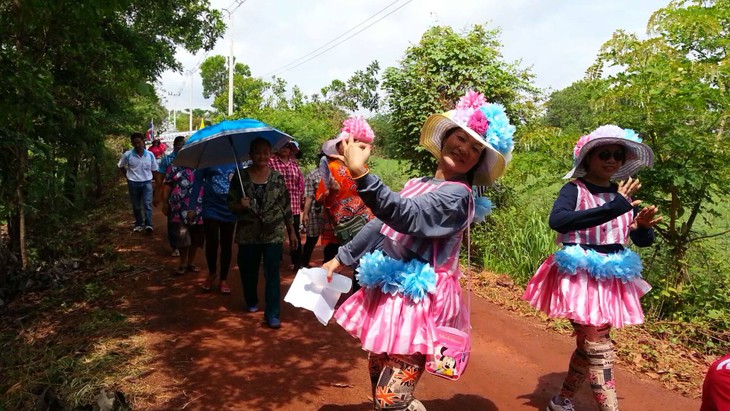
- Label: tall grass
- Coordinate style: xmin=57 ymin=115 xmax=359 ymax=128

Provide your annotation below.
xmin=479 ymin=210 xmax=557 ymax=285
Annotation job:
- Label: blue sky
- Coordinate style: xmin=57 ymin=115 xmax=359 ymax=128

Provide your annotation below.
xmin=158 ymin=0 xmax=670 ymax=112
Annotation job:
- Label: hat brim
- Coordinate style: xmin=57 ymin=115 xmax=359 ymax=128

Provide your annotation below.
xmin=321 ymin=131 xmax=372 ymax=157
xmin=564 ymin=137 xmax=654 ymax=180
xmin=420 ymin=113 xmax=507 ymax=186
xmin=321 ymin=136 xmax=343 ymax=156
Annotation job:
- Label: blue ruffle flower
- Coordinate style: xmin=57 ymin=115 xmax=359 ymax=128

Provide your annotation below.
xmin=623 ymin=129 xmax=643 ymax=143
xmin=473 ymin=196 xmax=494 ymax=224
xmin=480 ymin=103 xmax=515 ymax=155
xmin=356 ymin=250 xmax=437 ymax=302
xmin=553 ymin=245 xmax=643 ymax=283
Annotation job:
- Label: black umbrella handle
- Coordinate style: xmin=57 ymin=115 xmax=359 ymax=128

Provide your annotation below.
xmin=228 ymin=136 xmax=246 ymax=198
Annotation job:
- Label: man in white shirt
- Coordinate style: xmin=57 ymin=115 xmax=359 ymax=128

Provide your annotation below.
xmin=118 ymin=132 xmax=158 ymax=233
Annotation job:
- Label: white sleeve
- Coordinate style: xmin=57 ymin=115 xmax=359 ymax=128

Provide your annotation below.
xmin=118 ymin=152 xmax=128 ymax=168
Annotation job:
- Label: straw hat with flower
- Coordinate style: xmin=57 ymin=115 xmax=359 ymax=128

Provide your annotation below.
xmin=420 ymin=90 xmax=516 ymax=186
xmin=564 ymin=125 xmax=654 ymax=180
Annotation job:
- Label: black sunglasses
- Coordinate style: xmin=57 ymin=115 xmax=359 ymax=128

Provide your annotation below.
xmin=596 ymin=149 xmax=626 ymax=162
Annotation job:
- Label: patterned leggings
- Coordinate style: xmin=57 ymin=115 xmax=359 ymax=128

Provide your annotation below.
xmin=368 ymin=353 xmax=427 ymax=411
xmin=560 ymin=322 xmax=619 ymax=410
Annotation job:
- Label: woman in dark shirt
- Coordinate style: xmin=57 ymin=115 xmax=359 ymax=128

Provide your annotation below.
xmin=524 ymin=125 xmax=662 ymax=411
xmin=228 ymin=138 xmax=298 ymax=329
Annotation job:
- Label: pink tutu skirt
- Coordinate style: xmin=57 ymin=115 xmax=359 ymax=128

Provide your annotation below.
xmin=335 ymin=270 xmax=466 ymax=355
xmin=523 ymin=254 xmax=651 ymax=328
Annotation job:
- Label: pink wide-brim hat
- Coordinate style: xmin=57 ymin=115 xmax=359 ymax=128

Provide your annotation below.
xmin=321 ymin=131 xmax=375 ymax=156
xmin=564 ymin=125 xmax=654 ymax=180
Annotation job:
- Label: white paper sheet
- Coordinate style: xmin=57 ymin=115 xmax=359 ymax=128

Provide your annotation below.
xmin=284 ymin=268 xmax=351 ymax=326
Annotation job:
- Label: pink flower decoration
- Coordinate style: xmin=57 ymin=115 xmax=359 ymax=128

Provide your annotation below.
xmin=341 ymin=116 xmax=374 ymax=143
xmin=573 ymin=135 xmax=592 ymax=159
xmin=457 ymin=90 xmax=487 ymax=110
xmin=467 ymin=109 xmax=489 ymax=136
xmin=456 ymin=90 xmax=487 ymax=109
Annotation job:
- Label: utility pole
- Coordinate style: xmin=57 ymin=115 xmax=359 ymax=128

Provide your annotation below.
xmin=224 ymin=1 xmax=245 ymax=117
xmin=228 ymin=36 xmax=234 ymax=117
xmin=189 ymin=71 xmax=193 ymax=133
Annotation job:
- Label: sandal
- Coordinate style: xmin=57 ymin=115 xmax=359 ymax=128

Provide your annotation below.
xmin=219 ymin=281 xmax=231 ymax=294
xmin=187 ymin=265 xmax=201 ymax=273
xmin=201 ymin=276 xmax=214 ymax=292
xmin=175 ymin=266 xmax=186 ymax=276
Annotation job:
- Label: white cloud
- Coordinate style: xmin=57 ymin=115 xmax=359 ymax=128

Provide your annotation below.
xmin=158 ymin=0 xmax=667 ymax=112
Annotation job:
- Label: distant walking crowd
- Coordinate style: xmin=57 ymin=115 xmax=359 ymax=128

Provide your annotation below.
xmin=117 ymin=127 xmax=373 ymax=331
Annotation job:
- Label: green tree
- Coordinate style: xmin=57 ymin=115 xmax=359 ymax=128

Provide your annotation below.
xmin=381 ymin=24 xmax=538 ymax=175
xmin=0 ymin=0 xmax=224 ymax=269
xmin=200 ymin=55 xmax=252 ymax=99
xmin=587 ymin=0 xmax=730 ymax=285
xmin=321 ymin=61 xmax=381 ymax=112
xmin=199 ymin=55 xmax=269 ymax=116
xmin=544 ymin=79 xmax=609 ymax=134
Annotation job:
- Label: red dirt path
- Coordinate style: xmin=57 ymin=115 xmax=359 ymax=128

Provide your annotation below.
xmin=114 ymin=207 xmax=701 ymax=410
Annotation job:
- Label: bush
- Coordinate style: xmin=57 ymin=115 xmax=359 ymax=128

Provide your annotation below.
xmin=474 ymin=209 xmax=557 ymax=285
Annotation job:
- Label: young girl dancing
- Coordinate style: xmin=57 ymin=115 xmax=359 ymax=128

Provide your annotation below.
xmin=523 ymin=125 xmax=662 ymax=411
xmin=324 ymin=90 xmax=515 ymax=410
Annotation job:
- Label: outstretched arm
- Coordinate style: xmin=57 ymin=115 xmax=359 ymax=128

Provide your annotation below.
xmin=355 ymin=174 xmax=471 ymax=238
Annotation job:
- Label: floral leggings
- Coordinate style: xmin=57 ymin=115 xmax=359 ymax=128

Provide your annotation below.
xmin=368 ymin=353 xmax=427 ymax=411
xmin=560 ymin=322 xmax=619 ymax=410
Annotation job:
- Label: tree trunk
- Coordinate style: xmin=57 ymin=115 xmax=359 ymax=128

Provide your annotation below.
xmin=64 ymin=153 xmax=79 ymax=205
xmin=15 ymin=146 xmax=29 ymax=270
xmin=671 ymin=242 xmax=689 ymax=287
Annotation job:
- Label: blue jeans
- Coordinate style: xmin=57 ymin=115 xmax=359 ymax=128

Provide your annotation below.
xmin=127 ymin=180 xmax=153 ymax=227
xmin=238 ymin=243 xmax=283 ymax=320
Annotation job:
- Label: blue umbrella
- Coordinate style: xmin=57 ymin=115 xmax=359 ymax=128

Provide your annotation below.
xmin=173 ymin=118 xmax=293 ymax=169
xmin=172 ymin=118 xmax=293 ymax=196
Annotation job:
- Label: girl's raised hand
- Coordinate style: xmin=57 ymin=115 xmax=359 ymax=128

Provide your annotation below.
xmin=332 ymin=134 xmax=371 ymax=178
xmin=631 ymin=205 xmax=663 ymax=230
xmin=618 ymin=177 xmax=642 ymax=206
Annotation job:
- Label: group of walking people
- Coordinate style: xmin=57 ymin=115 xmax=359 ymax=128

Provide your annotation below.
xmin=117 ymin=88 xmax=730 ymax=411
xmin=119 ymin=132 xmax=307 ymax=329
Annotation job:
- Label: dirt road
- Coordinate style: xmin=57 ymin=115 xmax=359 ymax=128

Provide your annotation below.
xmin=115 ymin=208 xmax=701 ymax=410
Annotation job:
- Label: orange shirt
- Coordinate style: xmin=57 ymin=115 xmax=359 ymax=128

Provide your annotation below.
xmin=315 ymin=159 xmax=373 ymax=245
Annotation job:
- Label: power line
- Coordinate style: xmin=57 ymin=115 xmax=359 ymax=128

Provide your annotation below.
xmin=261 ymin=0 xmax=412 ymax=78
xmin=260 ymin=0 xmax=401 ymax=77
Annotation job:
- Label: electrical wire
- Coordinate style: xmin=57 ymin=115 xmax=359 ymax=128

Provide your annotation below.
xmin=267 ymin=0 xmax=412 ymax=76
xmin=260 ymin=0 xmax=404 ymax=77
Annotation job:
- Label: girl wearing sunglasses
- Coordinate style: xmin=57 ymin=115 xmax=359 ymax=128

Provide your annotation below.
xmin=524 ymin=125 xmax=662 ymax=411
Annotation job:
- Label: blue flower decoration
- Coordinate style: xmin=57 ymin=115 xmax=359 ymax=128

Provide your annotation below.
xmin=473 ymin=196 xmax=493 ymax=224
xmin=553 ymin=245 xmax=643 ymax=283
xmin=356 ymin=250 xmax=437 ymax=302
xmin=479 ymin=103 xmax=515 ymax=155
xmin=623 ymin=129 xmax=643 ymax=143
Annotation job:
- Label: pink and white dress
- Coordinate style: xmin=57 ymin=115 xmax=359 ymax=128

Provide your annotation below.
xmin=334 ymin=176 xmax=473 ymax=355
xmin=523 ymin=179 xmax=651 ymax=328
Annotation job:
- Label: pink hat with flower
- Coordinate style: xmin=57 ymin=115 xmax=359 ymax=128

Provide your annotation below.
xmin=420 ymin=90 xmax=515 ymax=185
xmin=322 ymin=116 xmax=375 ymax=156
xmin=564 ymin=125 xmax=654 ymax=179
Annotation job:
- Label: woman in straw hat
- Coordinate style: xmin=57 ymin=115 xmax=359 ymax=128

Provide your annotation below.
xmin=323 ymin=90 xmax=514 ymax=410
xmin=523 ymin=125 xmax=662 ymax=411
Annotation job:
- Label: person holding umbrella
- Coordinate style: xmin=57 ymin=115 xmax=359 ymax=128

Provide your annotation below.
xmin=228 ymin=138 xmax=298 ymax=329
xmin=173 ymin=118 xmax=294 ymax=294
